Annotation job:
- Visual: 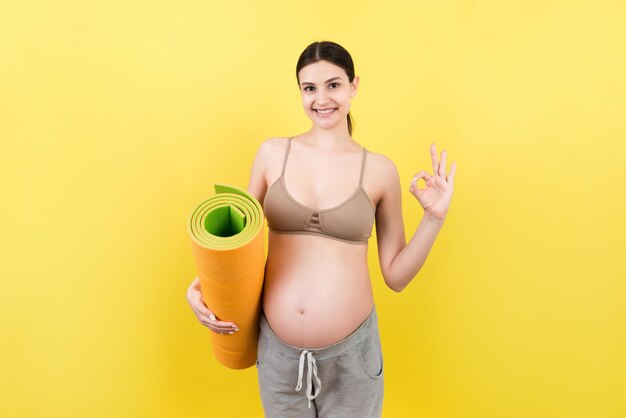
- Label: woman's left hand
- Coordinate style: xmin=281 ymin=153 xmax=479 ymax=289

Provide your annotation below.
xmin=409 ymin=143 xmax=456 ymax=220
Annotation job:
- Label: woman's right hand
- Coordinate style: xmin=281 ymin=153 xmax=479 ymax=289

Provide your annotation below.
xmin=186 ymin=276 xmax=239 ymax=334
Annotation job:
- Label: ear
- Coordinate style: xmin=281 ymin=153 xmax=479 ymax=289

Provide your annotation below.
xmin=350 ymin=75 xmax=360 ymax=98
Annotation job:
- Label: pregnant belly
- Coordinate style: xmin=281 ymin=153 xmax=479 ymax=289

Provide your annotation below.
xmin=262 ymin=233 xmax=375 ymax=348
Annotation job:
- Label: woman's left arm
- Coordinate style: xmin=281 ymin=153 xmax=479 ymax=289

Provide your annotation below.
xmin=375 ymin=144 xmax=456 ymax=292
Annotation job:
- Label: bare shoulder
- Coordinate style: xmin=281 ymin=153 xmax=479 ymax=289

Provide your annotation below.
xmin=248 ymin=137 xmax=291 ymax=201
xmin=365 ymin=150 xmax=400 ymax=184
xmin=250 ymin=137 xmax=291 ymax=184
xmin=363 ymin=150 xmax=401 ymax=206
xmin=254 ymin=137 xmax=290 ymax=164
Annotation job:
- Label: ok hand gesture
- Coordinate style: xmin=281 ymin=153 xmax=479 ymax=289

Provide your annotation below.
xmin=409 ymin=144 xmax=456 ymax=220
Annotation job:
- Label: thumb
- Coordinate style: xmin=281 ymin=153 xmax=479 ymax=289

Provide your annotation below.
xmin=411 ymin=170 xmax=432 ymax=189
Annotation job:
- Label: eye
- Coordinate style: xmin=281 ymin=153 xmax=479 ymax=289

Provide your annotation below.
xmin=329 ymin=82 xmax=341 ymax=89
xmin=303 ymin=85 xmax=315 ymax=92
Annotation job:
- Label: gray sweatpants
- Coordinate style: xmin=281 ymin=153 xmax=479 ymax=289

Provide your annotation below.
xmin=256 ymin=306 xmax=384 ymax=418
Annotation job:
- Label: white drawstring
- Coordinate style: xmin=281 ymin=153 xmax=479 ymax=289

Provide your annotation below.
xmin=295 ymin=350 xmax=322 ymax=408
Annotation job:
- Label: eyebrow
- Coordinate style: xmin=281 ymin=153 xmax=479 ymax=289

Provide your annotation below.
xmin=301 ymin=76 xmax=342 ymax=86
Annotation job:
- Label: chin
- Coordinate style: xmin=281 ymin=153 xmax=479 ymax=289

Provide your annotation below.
xmin=310 ymin=119 xmax=341 ymax=130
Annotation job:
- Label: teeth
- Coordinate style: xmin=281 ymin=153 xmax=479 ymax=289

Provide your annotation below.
xmin=316 ymin=108 xmax=335 ymax=114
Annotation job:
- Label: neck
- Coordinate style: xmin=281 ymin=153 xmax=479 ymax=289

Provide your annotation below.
xmin=306 ymin=121 xmax=353 ymax=151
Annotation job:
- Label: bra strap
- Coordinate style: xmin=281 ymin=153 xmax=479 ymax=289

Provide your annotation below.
xmin=358 ymin=147 xmax=368 ymax=186
xmin=281 ymin=137 xmax=293 ymax=176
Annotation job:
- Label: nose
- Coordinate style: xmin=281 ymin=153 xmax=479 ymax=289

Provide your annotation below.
xmin=316 ymin=89 xmax=330 ymax=106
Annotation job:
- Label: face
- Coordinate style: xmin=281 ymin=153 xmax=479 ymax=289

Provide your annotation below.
xmin=297 ymin=60 xmax=359 ymax=130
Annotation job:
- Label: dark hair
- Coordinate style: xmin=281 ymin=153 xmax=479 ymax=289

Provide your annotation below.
xmin=296 ymin=41 xmax=355 ymax=135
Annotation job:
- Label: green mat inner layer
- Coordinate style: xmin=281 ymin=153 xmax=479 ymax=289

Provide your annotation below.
xmin=204 ymin=205 xmax=246 ymax=237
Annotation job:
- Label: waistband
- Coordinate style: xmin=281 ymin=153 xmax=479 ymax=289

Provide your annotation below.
xmin=259 ymin=305 xmax=378 ymax=361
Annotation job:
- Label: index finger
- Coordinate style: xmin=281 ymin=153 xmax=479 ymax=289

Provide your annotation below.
xmin=196 ymin=309 xmax=239 ymax=329
xmin=208 ymin=318 xmax=239 ymax=330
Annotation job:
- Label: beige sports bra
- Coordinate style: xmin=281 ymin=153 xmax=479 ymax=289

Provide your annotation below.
xmin=263 ymin=137 xmax=375 ymax=245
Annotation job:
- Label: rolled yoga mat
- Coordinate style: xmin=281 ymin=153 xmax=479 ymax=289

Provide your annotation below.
xmin=187 ymin=184 xmax=265 ymax=369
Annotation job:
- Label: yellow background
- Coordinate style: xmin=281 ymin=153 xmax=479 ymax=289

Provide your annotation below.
xmin=1 ymin=1 xmax=625 ymax=417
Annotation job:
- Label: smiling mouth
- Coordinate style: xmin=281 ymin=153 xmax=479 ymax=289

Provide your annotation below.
xmin=314 ymin=108 xmax=337 ymax=116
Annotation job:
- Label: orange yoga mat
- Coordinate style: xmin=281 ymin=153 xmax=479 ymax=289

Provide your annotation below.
xmin=187 ymin=184 xmax=265 ymax=369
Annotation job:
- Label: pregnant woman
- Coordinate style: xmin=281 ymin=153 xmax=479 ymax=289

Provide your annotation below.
xmin=187 ymin=40 xmax=456 ymax=417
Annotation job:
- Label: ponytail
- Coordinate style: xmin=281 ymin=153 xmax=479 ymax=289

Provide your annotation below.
xmin=347 ymin=112 xmax=353 ymax=136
